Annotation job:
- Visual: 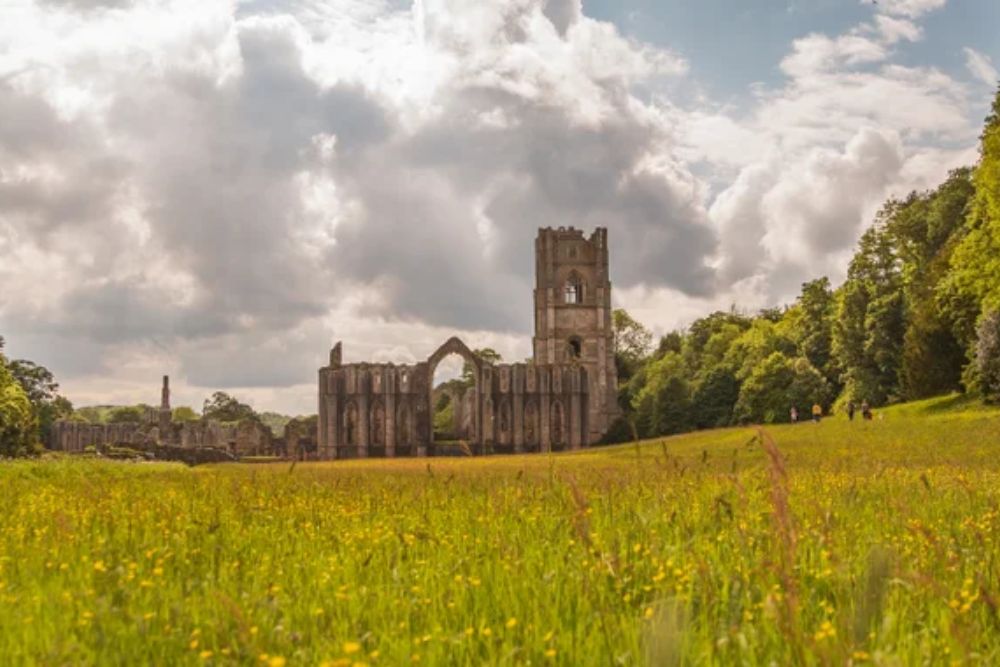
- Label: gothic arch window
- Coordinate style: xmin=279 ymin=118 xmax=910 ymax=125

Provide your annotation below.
xmin=484 ymin=397 xmax=495 ymax=444
xmin=371 ymin=401 xmax=385 ymax=447
xmin=396 ymin=403 xmax=411 ymax=446
xmin=344 ymin=401 xmax=359 ymax=447
xmin=564 ymin=271 xmax=585 ymax=304
xmin=524 ymin=400 xmax=538 ymax=445
xmin=499 ymin=400 xmax=511 ymax=444
xmin=567 ymin=335 xmax=582 ymax=359
xmin=551 ymin=401 xmax=565 ymax=446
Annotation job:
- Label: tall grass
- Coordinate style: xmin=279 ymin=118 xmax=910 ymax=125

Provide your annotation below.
xmin=1 ymin=395 xmax=998 ymax=664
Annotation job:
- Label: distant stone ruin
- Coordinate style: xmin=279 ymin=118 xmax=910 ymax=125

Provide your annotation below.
xmin=49 ymin=376 xmax=280 ymax=458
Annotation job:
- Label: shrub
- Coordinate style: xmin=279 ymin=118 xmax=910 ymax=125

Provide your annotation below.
xmin=976 ymin=310 xmax=1000 ymax=403
xmin=0 ymin=362 xmax=36 ymax=457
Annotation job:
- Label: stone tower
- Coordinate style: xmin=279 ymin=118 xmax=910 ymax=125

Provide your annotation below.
xmin=158 ymin=375 xmax=172 ymax=434
xmin=533 ymin=227 xmax=619 ymax=442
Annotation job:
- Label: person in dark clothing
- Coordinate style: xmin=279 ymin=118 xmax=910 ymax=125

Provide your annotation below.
xmin=847 ymin=402 xmax=856 ymax=421
xmin=861 ymin=401 xmax=872 ymax=420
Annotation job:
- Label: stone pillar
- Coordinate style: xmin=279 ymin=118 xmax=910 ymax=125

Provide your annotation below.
xmin=569 ymin=391 xmax=582 ymax=450
xmin=416 ymin=390 xmax=428 ymax=457
xmin=318 ymin=370 xmax=328 ymax=458
xmin=158 ymin=375 xmax=172 ymax=440
xmin=358 ymin=391 xmax=370 ymax=459
xmin=385 ymin=380 xmax=396 ymax=458
xmin=540 ymin=368 xmax=551 ymax=453
xmin=451 ymin=389 xmax=463 ymax=440
xmin=319 ymin=370 xmax=341 ymax=460
xmin=472 ymin=377 xmax=482 ymax=453
xmin=513 ymin=366 xmax=524 ymax=453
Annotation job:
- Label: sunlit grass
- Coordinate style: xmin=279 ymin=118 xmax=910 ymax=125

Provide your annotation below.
xmin=1 ymin=394 xmax=999 ymax=664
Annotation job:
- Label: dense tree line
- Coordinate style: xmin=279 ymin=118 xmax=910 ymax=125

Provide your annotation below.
xmin=611 ymin=87 xmax=1000 ymax=440
xmin=0 ymin=336 xmax=73 ymax=457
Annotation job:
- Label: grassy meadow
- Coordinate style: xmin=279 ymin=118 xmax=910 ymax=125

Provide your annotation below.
xmin=2 ymin=395 xmax=1000 ymax=665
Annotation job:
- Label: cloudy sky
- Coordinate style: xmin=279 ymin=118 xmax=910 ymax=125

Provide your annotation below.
xmin=1 ymin=0 xmax=997 ymax=415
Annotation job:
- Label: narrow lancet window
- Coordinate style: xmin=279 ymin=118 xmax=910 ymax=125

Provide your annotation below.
xmin=564 ymin=271 xmax=584 ymax=304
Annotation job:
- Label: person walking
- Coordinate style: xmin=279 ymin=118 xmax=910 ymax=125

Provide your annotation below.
xmin=812 ymin=403 xmax=822 ymax=423
xmin=847 ymin=401 xmax=856 ymax=421
xmin=790 ymin=406 xmax=798 ymax=423
xmin=861 ymin=400 xmax=872 ymax=420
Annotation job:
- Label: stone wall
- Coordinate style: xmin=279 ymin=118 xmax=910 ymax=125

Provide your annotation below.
xmin=49 ymin=417 xmax=276 ymax=457
xmin=317 ymin=337 xmax=588 ymax=459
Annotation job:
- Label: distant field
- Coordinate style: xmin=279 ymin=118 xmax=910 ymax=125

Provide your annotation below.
xmin=2 ymin=395 xmax=1000 ymax=665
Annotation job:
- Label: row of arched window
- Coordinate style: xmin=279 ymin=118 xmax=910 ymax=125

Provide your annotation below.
xmin=340 ymin=398 xmax=567 ymax=447
xmin=482 ymin=398 xmax=564 ymax=446
xmin=342 ymin=400 xmax=413 ymax=447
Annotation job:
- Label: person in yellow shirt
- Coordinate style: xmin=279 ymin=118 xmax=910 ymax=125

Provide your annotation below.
xmin=812 ymin=403 xmax=822 ymax=423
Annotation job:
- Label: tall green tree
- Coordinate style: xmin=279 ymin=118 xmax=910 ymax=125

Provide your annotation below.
xmin=783 ymin=278 xmax=837 ymax=387
xmin=0 ymin=337 xmax=37 ymax=457
xmin=202 ymin=392 xmax=257 ymax=422
xmin=612 ymin=309 xmax=653 ymax=383
xmin=7 ymin=359 xmax=73 ymax=443
xmin=632 ymin=352 xmax=691 ymax=437
xmin=461 ymin=348 xmax=502 ymax=385
xmin=723 ymin=319 xmax=796 ymax=382
xmin=883 ymin=170 xmax=975 ymax=398
xmin=943 ymin=88 xmax=1000 ymax=317
xmin=691 ymin=367 xmax=739 ymax=429
xmin=832 ymin=223 xmax=906 ymax=405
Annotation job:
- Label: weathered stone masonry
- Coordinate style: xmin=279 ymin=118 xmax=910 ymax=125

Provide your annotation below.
xmin=49 ymin=376 xmax=275 ymax=456
xmin=318 ymin=337 xmax=589 ymax=458
xmin=317 ymin=226 xmax=619 ymax=458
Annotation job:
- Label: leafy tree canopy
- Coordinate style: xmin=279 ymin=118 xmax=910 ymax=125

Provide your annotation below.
xmin=172 ymin=406 xmax=200 ymax=422
xmin=202 ymin=391 xmax=257 ymax=423
xmin=0 ymin=342 xmax=37 ymax=457
xmin=461 ymin=348 xmax=502 ymax=385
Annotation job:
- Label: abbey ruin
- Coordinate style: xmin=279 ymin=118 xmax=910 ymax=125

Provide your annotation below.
xmin=317 ymin=227 xmax=619 ymax=458
xmin=48 ymin=227 xmax=618 ymax=460
xmin=48 ymin=376 xmax=297 ymax=457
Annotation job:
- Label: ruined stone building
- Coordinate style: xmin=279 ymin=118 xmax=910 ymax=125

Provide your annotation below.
xmin=317 ymin=227 xmax=619 ymax=458
xmin=49 ymin=376 xmax=275 ymax=456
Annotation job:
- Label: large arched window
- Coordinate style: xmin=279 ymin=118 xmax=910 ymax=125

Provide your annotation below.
xmin=524 ymin=401 xmax=538 ymax=445
xmin=344 ymin=401 xmax=359 ymax=446
xmin=551 ymin=401 xmax=564 ymax=446
xmin=499 ymin=400 xmax=511 ymax=445
xmin=371 ymin=401 xmax=385 ymax=447
xmin=564 ymin=271 xmax=585 ymax=304
xmin=396 ymin=403 xmax=411 ymax=446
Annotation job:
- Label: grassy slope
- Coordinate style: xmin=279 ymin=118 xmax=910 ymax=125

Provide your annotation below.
xmin=1 ymin=395 xmax=999 ymax=665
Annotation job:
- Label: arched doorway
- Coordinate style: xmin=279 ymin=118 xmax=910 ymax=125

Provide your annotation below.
xmin=426 ymin=337 xmax=484 ymax=456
